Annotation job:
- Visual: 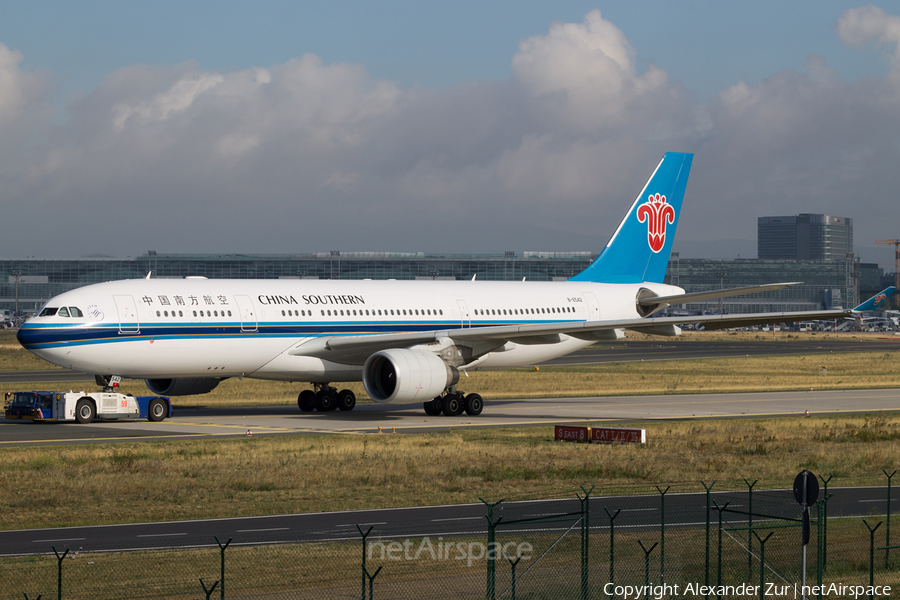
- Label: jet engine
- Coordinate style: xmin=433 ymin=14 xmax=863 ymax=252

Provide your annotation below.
xmin=362 ymin=349 xmax=459 ymax=404
xmin=145 ymin=377 xmax=222 ymax=396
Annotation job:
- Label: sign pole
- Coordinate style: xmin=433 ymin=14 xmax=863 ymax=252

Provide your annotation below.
xmin=794 ymin=470 xmax=819 ymax=600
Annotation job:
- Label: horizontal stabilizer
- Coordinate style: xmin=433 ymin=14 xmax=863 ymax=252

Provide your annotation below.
xmin=638 ymin=282 xmax=800 ymax=314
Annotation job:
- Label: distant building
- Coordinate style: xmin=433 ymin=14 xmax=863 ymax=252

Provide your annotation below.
xmin=758 ymin=214 xmax=852 ymax=260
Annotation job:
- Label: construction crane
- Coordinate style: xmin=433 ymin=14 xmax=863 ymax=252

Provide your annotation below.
xmin=876 ymin=239 xmax=900 ymax=307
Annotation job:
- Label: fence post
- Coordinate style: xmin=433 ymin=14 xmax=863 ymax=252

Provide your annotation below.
xmin=357 ymin=525 xmax=375 ymax=600
xmin=215 ymin=537 xmax=231 ymax=600
xmin=200 ymin=579 xmax=220 ymax=600
xmin=701 ymin=480 xmax=716 ymax=600
xmin=750 ymin=531 xmax=773 ymax=600
xmin=638 ymin=541 xmax=658 ymax=600
xmin=863 ymin=520 xmax=882 ymax=600
xmin=364 ymin=565 xmax=382 ymax=600
xmin=578 ymin=485 xmax=594 ymax=600
xmin=481 ymin=498 xmax=504 ymax=600
xmin=712 ymin=501 xmax=730 ymax=600
xmin=604 ymin=507 xmax=622 ymax=600
xmin=505 ymin=551 xmax=523 ymax=600
xmin=884 ymin=470 xmax=896 ymax=569
xmin=52 ymin=546 xmax=69 ymax=600
xmin=744 ymin=479 xmax=757 ymax=580
xmin=818 ymin=474 xmax=832 ymax=572
xmin=655 ymin=485 xmax=670 ymax=582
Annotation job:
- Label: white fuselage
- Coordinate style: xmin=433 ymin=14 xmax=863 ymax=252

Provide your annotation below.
xmin=18 ymin=278 xmax=682 ymax=383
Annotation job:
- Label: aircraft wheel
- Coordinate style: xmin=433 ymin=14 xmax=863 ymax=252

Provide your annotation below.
xmin=298 ymin=390 xmax=316 ymax=412
xmin=442 ymin=394 xmax=463 ymax=417
xmin=424 ymin=397 xmax=442 ymax=416
xmin=314 ymin=390 xmax=335 ymax=412
xmin=336 ymin=389 xmax=356 ymax=411
xmin=464 ymin=393 xmax=483 ymax=416
xmin=75 ymin=398 xmax=95 ymax=424
xmin=147 ymin=398 xmax=168 ymax=422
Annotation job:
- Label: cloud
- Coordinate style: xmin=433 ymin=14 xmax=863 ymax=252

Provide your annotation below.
xmin=511 ymin=9 xmax=681 ymax=131
xmin=837 ymin=5 xmax=900 ymax=64
xmin=2 ymin=8 xmax=900 ymax=264
xmin=0 ymin=43 xmax=51 ymax=164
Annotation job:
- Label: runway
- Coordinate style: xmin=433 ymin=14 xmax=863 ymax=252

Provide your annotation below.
xmin=2 ymin=388 xmax=898 ymax=446
xmin=0 ymin=485 xmax=890 ymax=555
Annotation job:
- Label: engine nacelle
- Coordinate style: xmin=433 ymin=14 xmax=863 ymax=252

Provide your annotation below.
xmin=145 ymin=377 xmax=222 ymax=396
xmin=362 ymin=349 xmax=459 ymax=404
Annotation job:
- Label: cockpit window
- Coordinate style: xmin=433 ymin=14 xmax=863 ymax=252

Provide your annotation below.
xmin=69 ymin=307 xmax=84 ymax=317
xmin=57 ymin=307 xmax=70 ymax=318
xmin=39 ymin=307 xmax=58 ymax=317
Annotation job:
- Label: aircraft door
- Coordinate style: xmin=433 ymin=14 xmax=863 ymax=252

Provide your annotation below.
xmin=114 ymin=295 xmax=140 ymax=334
xmin=582 ymin=292 xmax=601 ymax=321
xmin=235 ymin=295 xmax=258 ymax=332
xmin=456 ymin=299 xmax=470 ymax=328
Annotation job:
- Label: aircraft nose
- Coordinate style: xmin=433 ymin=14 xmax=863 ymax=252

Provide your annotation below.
xmin=16 ymin=323 xmax=40 ymax=348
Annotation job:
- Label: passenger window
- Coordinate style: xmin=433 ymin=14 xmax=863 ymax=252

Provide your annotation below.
xmin=57 ymin=307 xmax=70 ymax=317
xmin=156 ymin=311 xmax=161 ymax=317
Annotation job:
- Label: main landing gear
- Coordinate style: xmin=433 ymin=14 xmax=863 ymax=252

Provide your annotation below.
xmin=423 ymin=388 xmax=483 ymax=417
xmin=297 ymin=383 xmax=356 ymax=413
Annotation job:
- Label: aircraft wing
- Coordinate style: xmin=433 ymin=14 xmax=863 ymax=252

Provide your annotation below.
xmin=290 ymin=286 xmax=896 ymax=365
xmin=289 ymin=308 xmax=852 ymax=365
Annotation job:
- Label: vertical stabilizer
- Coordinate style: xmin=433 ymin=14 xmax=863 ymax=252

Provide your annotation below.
xmin=569 ymin=152 xmax=693 ymax=284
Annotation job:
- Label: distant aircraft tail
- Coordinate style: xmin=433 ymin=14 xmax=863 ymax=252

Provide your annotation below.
xmin=852 ymin=286 xmax=897 ymax=312
xmin=569 ymin=152 xmax=693 ymax=284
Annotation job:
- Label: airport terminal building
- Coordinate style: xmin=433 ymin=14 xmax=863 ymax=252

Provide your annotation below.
xmin=0 ymin=252 xmax=884 ymax=319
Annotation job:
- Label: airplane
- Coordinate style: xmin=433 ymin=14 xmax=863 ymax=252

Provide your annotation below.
xmin=16 ymin=152 xmax=897 ymax=418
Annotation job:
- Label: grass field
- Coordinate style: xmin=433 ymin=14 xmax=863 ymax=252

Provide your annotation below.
xmin=0 ymin=414 xmax=897 ymax=530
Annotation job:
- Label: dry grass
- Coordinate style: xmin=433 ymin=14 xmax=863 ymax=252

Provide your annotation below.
xmin=0 ymin=415 xmax=897 ymax=531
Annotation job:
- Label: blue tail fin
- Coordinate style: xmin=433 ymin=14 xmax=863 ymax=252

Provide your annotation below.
xmin=852 ymin=287 xmax=897 ymax=312
xmin=569 ymin=152 xmax=693 ymax=284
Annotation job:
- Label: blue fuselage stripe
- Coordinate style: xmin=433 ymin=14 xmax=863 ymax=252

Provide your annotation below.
xmin=18 ymin=319 xmax=573 ymax=350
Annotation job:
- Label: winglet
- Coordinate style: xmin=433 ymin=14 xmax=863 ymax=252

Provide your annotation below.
xmin=852 ymin=287 xmax=897 ymax=312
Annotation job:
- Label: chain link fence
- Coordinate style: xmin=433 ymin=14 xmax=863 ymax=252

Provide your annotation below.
xmin=2 ymin=474 xmax=898 ymax=599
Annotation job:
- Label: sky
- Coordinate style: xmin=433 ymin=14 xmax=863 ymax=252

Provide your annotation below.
xmin=1 ymin=2 xmax=899 ymax=265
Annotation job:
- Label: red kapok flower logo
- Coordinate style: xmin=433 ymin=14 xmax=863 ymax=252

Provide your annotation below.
xmin=636 ymin=193 xmax=675 ymax=253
